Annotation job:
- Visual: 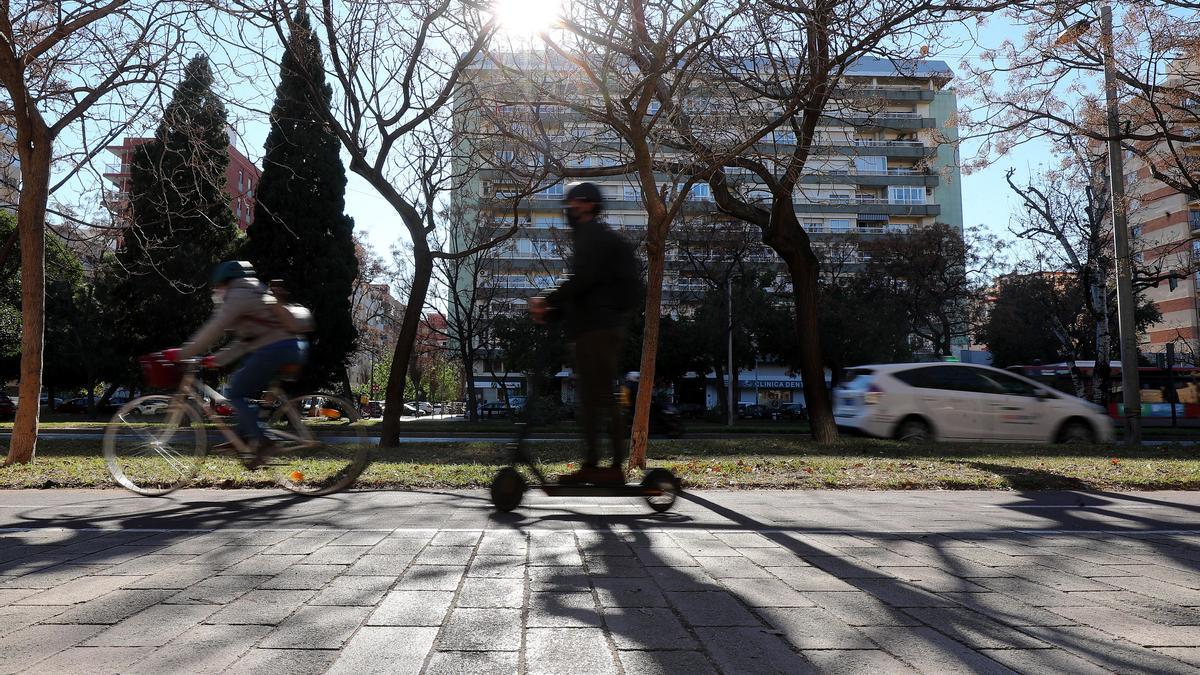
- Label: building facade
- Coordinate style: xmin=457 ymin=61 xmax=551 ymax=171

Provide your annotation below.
xmin=1125 ymin=58 xmax=1200 ymax=365
xmin=454 ymin=54 xmax=964 ymax=406
xmin=102 ymin=127 xmax=261 ymax=230
xmin=348 ymin=281 xmax=405 ymax=396
xmin=0 ymin=125 xmax=17 ymax=212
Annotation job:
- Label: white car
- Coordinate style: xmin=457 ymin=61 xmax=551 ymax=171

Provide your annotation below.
xmin=134 ymin=399 xmax=169 ymax=415
xmin=834 ymin=362 xmax=1113 ymax=444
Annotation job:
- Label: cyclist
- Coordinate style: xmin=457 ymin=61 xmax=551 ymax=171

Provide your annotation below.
xmin=529 ymin=182 xmax=641 ymax=485
xmin=168 ymin=261 xmax=308 ymax=468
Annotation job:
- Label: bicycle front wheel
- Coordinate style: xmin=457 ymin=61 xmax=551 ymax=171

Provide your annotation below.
xmin=104 ymin=395 xmax=206 ymax=496
xmin=265 ymin=394 xmax=370 ymax=496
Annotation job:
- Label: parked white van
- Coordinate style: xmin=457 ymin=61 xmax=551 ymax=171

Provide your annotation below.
xmin=834 ymin=362 xmax=1113 ymax=443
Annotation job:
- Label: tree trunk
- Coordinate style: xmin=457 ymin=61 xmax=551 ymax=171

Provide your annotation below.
xmin=628 ymin=217 xmax=668 ymax=471
xmin=379 ymin=244 xmax=433 ymax=447
xmin=1088 ymin=277 xmax=1113 ymax=406
xmin=764 ymin=207 xmax=837 ymax=443
xmin=713 ymin=364 xmax=727 ymax=421
xmin=461 ymin=345 xmax=479 ymax=422
xmin=5 ymin=121 xmax=52 ymax=466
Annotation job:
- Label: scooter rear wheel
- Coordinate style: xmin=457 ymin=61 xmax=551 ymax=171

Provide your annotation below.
xmin=490 ymin=467 xmax=526 ymax=512
xmin=642 ymin=468 xmax=679 ymax=513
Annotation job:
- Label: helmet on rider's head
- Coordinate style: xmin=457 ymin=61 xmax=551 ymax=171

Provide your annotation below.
xmin=210 ymin=260 xmax=256 ymax=287
xmin=563 ymin=181 xmax=604 ymax=213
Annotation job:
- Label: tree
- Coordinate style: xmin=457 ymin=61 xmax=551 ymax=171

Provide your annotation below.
xmin=101 ymin=56 xmax=239 ymax=364
xmin=816 ymin=261 xmax=913 ymax=384
xmin=980 ymin=273 xmax=1078 ymax=369
xmin=244 ymin=9 xmax=357 ymax=395
xmin=0 ymin=1 xmax=187 ymax=464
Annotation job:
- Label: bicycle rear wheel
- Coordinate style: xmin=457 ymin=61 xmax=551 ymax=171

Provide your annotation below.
xmin=265 ymin=393 xmax=370 ymax=496
xmin=104 ymin=395 xmax=206 ymax=496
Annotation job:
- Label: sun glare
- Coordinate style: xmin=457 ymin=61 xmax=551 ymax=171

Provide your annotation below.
xmin=492 ymin=0 xmax=563 ymax=37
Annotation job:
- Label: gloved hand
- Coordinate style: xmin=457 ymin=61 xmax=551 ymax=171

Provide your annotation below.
xmin=201 ymin=355 xmax=220 ymax=370
xmin=162 ymin=348 xmax=182 ymax=363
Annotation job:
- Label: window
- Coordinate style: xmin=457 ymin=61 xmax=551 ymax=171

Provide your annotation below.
xmin=774 ymin=130 xmax=796 ymax=145
xmin=978 ymin=371 xmax=1042 ymax=397
xmin=1189 ymin=210 xmax=1200 ymax=232
xmin=1130 ymin=225 xmax=1143 ymax=239
xmin=828 ymin=192 xmax=850 ymax=202
xmin=828 ymin=219 xmax=851 ymax=233
xmin=623 ymin=186 xmax=640 ymax=201
xmin=893 ymin=365 xmax=993 ymax=393
xmin=690 ymin=183 xmax=712 ymax=201
xmin=495 ymin=150 xmax=514 ymax=164
xmin=888 ymin=186 xmax=925 ymax=205
xmin=538 ymin=183 xmax=564 ymax=199
xmin=854 ymin=156 xmax=886 ymax=174
xmin=238 ymin=170 xmax=244 ymax=191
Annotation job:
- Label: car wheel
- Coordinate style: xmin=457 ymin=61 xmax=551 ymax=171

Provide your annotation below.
xmin=1058 ymin=420 xmax=1094 ymax=445
xmin=896 ymin=418 xmax=932 ymax=443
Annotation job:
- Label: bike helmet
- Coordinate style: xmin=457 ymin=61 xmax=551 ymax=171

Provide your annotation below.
xmin=563 ymin=181 xmax=605 ymax=212
xmin=211 ymin=260 xmax=256 ymax=286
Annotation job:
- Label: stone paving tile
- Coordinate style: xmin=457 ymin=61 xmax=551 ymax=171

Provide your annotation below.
xmin=330 ymin=626 xmax=439 ymax=674
xmin=15 ymin=573 xmax=130 ymax=605
xmin=527 ymin=591 xmax=602 ymax=628
xmin=720 ymin=577 xmax=817 ymax=608
xmin=1048 ymin=606 xmax=1200 ymax=647
xmin=414 ymin=545 xmax=474 ymax=566
xmin=757 ymin=606 xmax=875 ymax=649
xmin=261 ymin=532 xmax=340 ymax=556
xmin=602 ymin=606 xmax=695 ymax=650
xmin=0 ymin=604 xmax=67 ymax=637
xmin=329 ymin=530 xmax=390 ymax=547
xmin=904 ymin=607 xmax=1049 ymax=649
xmin=972 ymin=577 xmax=1095 ymax=607
xmin=801 ymin=649 xmax=919 ymax=674
xmin=617 ymin=649 xmax=717 ymax=675
xmin=259 ymin=604 xmax=371 ymax=649
xmin=848 ymin=578 xmax=958 ymax=608
xmin=803 ymin=590 xmax=925 ymax=627
xmin=1114 ymin=564 xmax=1200 ymax=590
xmin=438 ymin=608 xmax=521 ymax=651
xmin=665 ymin=590 xmax=760 ymax=626
xmin=713 ymin=532 xmax=776 ymax=548
xmin=0 ymin=587 xmax=36 ymax=608
xmin=346 ymin=553 xmax=414 ymax=576
xmin=941 ymin=592 xmax=1078 ymax=627
xmin=258 ymin=563 xmax=347 ymax=590
xmin=585 ymin=555 xmax=650 ymax=578
xmin=370 ymin=537 xmax=430 ymax=556
xmin=424 ymin=649 xmax=520 ymax=675
xmin=225 ymin=647 xmax=340 ymax=675
xmin=467 ymin=554 xmax=525 ymax=579
xmin=456 ymin=577 xmax=524 ymax=608
xmin=1074 ymin=590 xmax=1200 ymax=626
xmin=166 ymin=574 xmax=268 ymax=605
xmin=206 ymin=589 xmax=315 ymax=625
xmin=368 ymin=590 xmax=454 ymax=625
xmin=696 ymin=625 xmax=814 ymax=673
xmin=119 ymin=564 xmax=212 ymax=590
xmin=883 ymin=566 xmax=990 ymax=594
xmin=478 ymin=533 xmax=529 ymax=556
xmin=805 ymin=555 xmax=894 ymax=579
xmin=767 ymin=565 xmax=858 ymax=592
xmin=430 ymin=531 xmax=482 ymax=547
xmin=529 ymin=546 xmax=585 ymax=566
xmin=85 ymin=603 xmax=217 ymax=647
xmin=1155 ymin=648 xmax=1200 ymax=669
xmin=632 ymin=547 xmax=699 ymax=567
xmin=976 ymin=648 xmax=1112 ymax=674
xmin=310 ymin=574 xmax=394 ymax=606
xmin=126 ymin=624 xmax=269 ymax=674
xmin=1007 ymin=565 xmax=1122 ymax=592
xmin=528 ymin=566 xmax=593 ymax=592
xmin=525 ymin=627 xmax=617 ymax=675
xmin=299 ymin=545 xmax=371 ymax=566
xmin=102 ymin=554 xmax=197 ymax=576
xmin=67 ymin=546 xmax=163 ymax=567
xmin=22 ymin=645 xmax=155 ymax=674
xmin=1020 ymin=625 xmax=1198 ymax=675
xmin=694 ymin=555 xmax=775 ymax=579
xmin=1 ymin=564 xmax=108 ymax=589
xmin=738 ymin=546 xmax=810 ymax=567
xmin=858 ymin=625 xmax=1016 ymax=674
xmin=592 ymin=577 xmax=667 ymax=608
xmin=1018 ymin=554 xmax=1129 ymax=578
xmin=395 ymin=564 xmax=465 ymax=591
xmin=219 ymin=553 xmax=302 ymax=576
xmin=0 ymin=623 xmax=104 ymax=672
xmin=43 ymin=589 xmax=174 ymax=624
xmin=670 ymin=538 xmax=739 ymax=558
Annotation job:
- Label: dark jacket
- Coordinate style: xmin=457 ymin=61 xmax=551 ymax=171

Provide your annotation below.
xmin=543 ymin=219 xmax=641 ymax=337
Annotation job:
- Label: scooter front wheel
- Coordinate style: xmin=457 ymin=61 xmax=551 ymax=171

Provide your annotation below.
xmin=642 ymin=468 xmax=679 ymax=513
xmin=491 ymin=467 xmax=527 ymax=512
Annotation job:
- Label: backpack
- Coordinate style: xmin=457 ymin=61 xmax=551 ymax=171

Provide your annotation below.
xmin=264 ymin=291 xmax=315 ymax=334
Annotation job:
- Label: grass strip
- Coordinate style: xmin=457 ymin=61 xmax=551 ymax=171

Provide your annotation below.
xmin=1 ymin=438 xmax=1198 ymax=491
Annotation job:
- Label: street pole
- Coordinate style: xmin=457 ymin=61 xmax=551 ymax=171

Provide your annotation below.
xmin=1100 ymin=3 xmax=1142 ymax=446
xmin=726 ymin=273 xmax=734 ymax=427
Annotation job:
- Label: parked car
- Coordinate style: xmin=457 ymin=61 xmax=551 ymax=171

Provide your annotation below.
xmin=402 ymin=402 xmax=425 ymax=417
xmin=737 ymin=404 xmax=770 ymax=420
xmin=363 ymin=400 xmax=385 ymax=418
xmin=0 ymin=394 xmax=14 ymax=417
xmin=833 ymin=362 xmax=1113 ymax=444
xmin=480 ymin=397 xmax=526 ymax=418
xmin=40 ymin=393 xmax=64 ymax=410
xmin=775 ymin=403 xmax=806 ymax=420
xmin=57 ymin=397 xmax=91 ymax=414
xmin=134 ymin=399 xmax=169 ymax=415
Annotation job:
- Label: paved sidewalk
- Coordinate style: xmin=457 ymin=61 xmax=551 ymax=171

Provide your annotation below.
xmin=0 ymin=489 xmax=1199 ymax=673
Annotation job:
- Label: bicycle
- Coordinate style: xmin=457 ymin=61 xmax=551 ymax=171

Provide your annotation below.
xmin=103 ymin=352 xmax=370 ymax=497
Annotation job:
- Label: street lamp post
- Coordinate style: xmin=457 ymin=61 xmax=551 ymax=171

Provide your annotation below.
xmin=726 ymin=273 xmax=735 ymax=427
xmin=1056 ymin=4 xmax=1142 ymax=446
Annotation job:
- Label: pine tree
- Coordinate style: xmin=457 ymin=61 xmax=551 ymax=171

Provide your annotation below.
xmin=244 ymin=10 xmax=358 ymax=392
xmin=102 ymin=55 xmax=239 ymax=362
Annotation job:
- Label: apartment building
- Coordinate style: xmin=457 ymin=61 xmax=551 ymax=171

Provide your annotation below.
xmin=102 ymin=127 xmax=261 ymax=230
xmin=0 ymin=125 xmax=17 ymax=212
xmin=348 ymin=281 xmax=405 ymax=395
xmin=453 ymin=53 xmax=964 ymax=406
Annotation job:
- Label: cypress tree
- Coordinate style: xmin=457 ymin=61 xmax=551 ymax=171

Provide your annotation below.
xmin=244 ymin=10 xmax=358 ymax=392
xmin=103 ymin=55 xmax=239 ymax=360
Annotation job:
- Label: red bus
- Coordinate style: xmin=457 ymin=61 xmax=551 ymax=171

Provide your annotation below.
xmin=1008 ymin=361 xmax=1200 ymax=420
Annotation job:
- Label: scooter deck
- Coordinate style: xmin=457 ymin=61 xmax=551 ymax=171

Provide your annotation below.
xmin=537 ymin=483 xmax=667 ymax=497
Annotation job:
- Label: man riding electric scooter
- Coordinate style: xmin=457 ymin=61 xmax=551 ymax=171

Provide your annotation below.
xmin=529 ymin=182 xmax=642 ymax=485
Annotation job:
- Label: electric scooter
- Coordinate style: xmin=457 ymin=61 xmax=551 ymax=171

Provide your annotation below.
xmin=488 ymin=417 xmax=681 ymax=513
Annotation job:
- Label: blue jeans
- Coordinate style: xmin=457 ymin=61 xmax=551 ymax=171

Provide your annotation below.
xmin=228 ymin=338 xmax=308 ymax=442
